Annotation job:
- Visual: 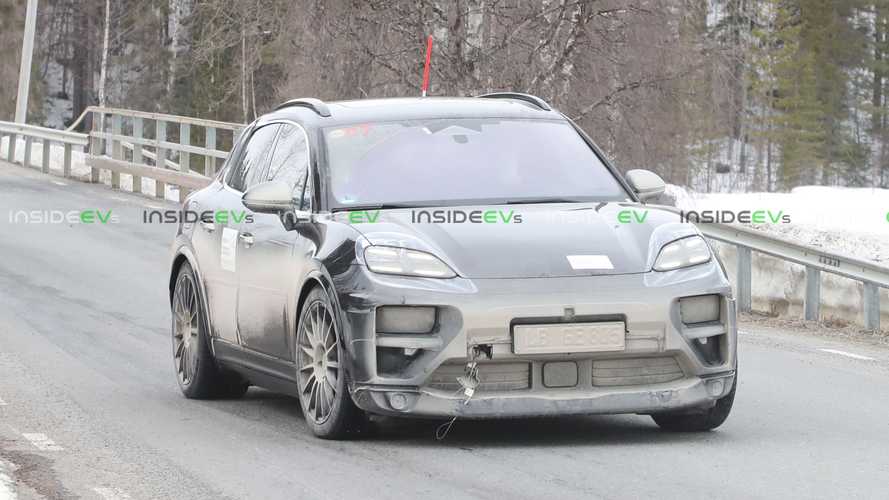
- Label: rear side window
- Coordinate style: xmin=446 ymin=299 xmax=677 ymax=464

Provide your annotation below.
xmin=228 ymin=124 xmax=280 ymax=192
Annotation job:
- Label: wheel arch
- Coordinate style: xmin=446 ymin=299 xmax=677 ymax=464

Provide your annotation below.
xmin=295 ymin=268 xmax=355 ymax=379
xmin=169 ymin=249 xmax=217 ymax=356
xmin=169 ymin=253 xmax=191 ymax=304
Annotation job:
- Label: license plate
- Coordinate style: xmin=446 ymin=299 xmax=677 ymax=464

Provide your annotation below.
xmin=513 ymin=322 xmax=626 ymax=355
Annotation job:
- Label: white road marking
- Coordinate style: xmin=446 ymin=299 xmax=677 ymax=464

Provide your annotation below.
xmin=21 ymin=433 xmax=64 ymax=451
xmin=93 ymin=487 xmax=132 ymax=500
xmin=51 ymin=181 xmax=67 ymax=187
xmin=818 ymin=349 xmax=875 ymax=361
xmin=144 ymin=204 xmax=165 ymax=211
xmin=0 ymin=397 xmax=6 ymax=406
xmin=0 ymin=460 xmax=16 ymax=500
xmin=110 ymin=196 xmax=130 ymax=203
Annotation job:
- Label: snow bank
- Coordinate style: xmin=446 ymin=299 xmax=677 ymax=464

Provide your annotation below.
xmin=667 ymin=184 xmax=889 ymax=265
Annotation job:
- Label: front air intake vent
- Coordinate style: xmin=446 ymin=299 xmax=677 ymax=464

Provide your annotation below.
xmin=592 ymin=357 xmax=683 ymax=387
xmin=426 ymin=362 xmax=530 ymax=392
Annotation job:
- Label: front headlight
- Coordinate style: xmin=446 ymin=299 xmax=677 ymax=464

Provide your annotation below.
xmin=653 ymin=235 xmax=712 ymax=271
xmin=364 ymin=246 xmax=456 ymax=278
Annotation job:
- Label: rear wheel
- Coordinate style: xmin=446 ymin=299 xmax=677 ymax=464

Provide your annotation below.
xmin=652 ymin=375 xmax=736 ymax=432
xmin=172 ymin=262 xmax=248 ymax=399
xmin=295 ymin=287 xmax=366 ymax=439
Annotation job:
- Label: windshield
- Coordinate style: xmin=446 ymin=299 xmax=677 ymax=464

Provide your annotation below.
xmin=322 ymin=118 xmax=628 ymax=209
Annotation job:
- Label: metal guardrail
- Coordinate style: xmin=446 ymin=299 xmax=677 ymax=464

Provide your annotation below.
xmin=698 ymin=223 xmax=886 ymax=331
xmin=1 ymin=112 xmax=885 ymax=331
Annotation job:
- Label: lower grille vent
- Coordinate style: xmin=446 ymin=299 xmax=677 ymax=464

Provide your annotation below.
xmin=426 ymin=362 xmax=530 ymax=392
xmin=592 ymin=357 xmax=683 ymax=387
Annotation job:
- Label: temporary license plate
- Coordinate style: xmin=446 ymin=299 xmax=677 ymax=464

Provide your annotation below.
xmin=513 ymin=322 xmax=626 ymax=355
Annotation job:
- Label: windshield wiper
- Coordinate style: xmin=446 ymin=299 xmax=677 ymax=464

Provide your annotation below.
xmin=502 ymin=197 xmax=587 ymax=205
xmin=330 ymin=203 xmax=419 ymax=212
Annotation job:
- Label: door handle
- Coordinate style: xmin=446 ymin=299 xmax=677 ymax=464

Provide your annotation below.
xmin=199 ymin=219 xmax=215 ymax=232
xmin=239 ymin=232 xmax=255 ymax=247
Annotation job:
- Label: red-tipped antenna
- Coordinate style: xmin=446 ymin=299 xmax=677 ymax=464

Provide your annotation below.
xmin=421 ymin=35 xmax=433 ymax=97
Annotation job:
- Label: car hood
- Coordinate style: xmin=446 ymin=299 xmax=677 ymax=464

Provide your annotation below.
xmin=340 ymin=203 xmax=699 ymax=279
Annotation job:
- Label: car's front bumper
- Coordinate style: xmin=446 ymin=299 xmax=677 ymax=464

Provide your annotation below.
xmin=335 ymin=260 xmax=737 ymax=418
xmin=352 ymin=371 xmax=736 ymax=418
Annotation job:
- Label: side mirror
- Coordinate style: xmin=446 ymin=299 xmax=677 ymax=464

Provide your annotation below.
xmin=625 ymin=169 xmax=666 ymax=201
xmin=242 ymin=181 xmax=294 ymax=213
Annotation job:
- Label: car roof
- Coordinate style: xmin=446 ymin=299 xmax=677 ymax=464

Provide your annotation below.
xmin=258 ymin=96 xmax=564 ymax=128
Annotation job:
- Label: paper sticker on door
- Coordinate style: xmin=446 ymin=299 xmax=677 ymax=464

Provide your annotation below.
xmin=221 ymin=227 xmax=238 ymax=272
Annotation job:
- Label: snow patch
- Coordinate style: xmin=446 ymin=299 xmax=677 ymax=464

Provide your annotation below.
xmin=0 ymin=459 xmax=16 ymax=500
xmin=666 ymin=184 xmax=889 ymax=265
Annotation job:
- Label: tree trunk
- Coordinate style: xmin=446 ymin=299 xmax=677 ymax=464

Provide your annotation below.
xmin=98 ymin=0 xmax=110 ymax=109
xmin=71 ymin=3 xmax=95 ymax=130
xmin=872 ymin=7 xmax=886 ymax=186
xmin=766 ymin=134 xmax=773 ymax=192
xmin=241 ymin=25 xmax=248 ymax=123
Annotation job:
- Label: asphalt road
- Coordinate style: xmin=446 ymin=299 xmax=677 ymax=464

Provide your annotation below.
xmin=1 ymin=160 xmax=888 ymax=500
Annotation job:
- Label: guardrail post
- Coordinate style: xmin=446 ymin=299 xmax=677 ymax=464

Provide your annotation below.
xmin=63 ymin=143 xmax=72 ymax=178
xmin=205 ymin=127 xmax=216 ymax=177
xmin=737 ymin=246 xmax=752 ymax=313
xmin=804 ymin=266 xmax=821 ymax=321
xmin=7 ymin=133 xmax=16 ymax=162
xmin=23 ymin=136 xmax=33 ymax=168
xmin=156 ymin=120 xmax=166 ymax=200
xmin=111 ymin=114 xmax=122 ymax=189
xmin=41 ymin=139 xmax=51 ymax=173
xmin=90 ymin=111 xmax=101 ymax=183
xmin=864 ymin=283 xmax=881 ymax=331
xmin=132 ymin=117 xmax=143 ymax=194
xmin=179 ymin=123 xmax=191 ymax=203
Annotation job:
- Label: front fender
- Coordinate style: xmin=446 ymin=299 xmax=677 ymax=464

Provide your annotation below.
xmin=169 ymin=238 xmax=217 ymax=357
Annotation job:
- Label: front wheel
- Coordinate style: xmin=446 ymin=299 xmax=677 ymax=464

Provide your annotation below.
xmin=172 ymin=262 xmax=248 ymax=399
xmin=295 ymin=287 xmax=366 ymax=439
xmin=651 ymin=374 xmax=736 ymax=432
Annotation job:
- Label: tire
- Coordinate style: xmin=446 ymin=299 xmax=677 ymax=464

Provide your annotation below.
xmin=295 ymin=286 xmax=366 ymax=439
xmin=651 ymin=374 xmax=736 ymax=432
xmin=172 ymin=262 xmax=248 ymax=399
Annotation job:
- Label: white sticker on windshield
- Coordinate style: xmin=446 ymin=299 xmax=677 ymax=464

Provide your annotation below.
xmin=567 ymin=255 xmax=614 ymax=270
xmin=221 ymin=228 xmax=238 ymax=272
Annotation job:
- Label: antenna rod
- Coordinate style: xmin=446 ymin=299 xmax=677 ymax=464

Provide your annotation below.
xmin=421 ymin=35 xmax=433 ymax=97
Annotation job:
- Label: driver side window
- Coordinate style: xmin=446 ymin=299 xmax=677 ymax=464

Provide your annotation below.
xmin=228 ymin=124 xmax=280 ymax=192
xmin=265 ymin=124 xmax=311 ymax=210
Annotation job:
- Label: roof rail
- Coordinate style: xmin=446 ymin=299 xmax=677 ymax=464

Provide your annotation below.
xmin=275 ymin=98 xmax=331 ymax=117
xmin=476 ymin=92 xmax=552 ymax=111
